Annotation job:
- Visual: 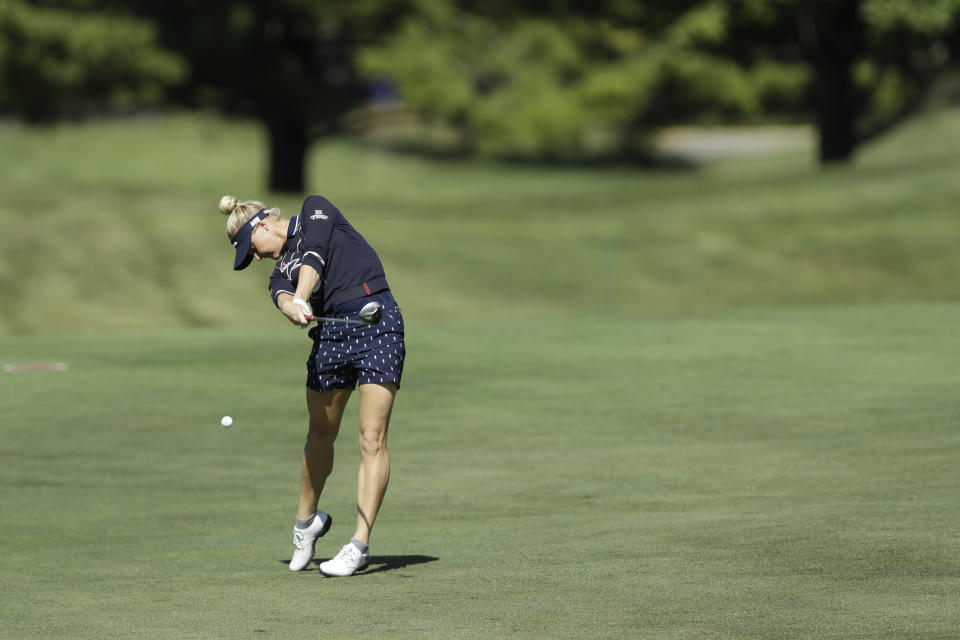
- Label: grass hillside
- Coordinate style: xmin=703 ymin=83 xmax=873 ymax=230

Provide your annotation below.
xmin=1 ymin=109 xmax=959 ymax=332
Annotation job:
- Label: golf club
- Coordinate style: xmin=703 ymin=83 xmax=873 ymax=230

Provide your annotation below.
xmin=305 ymin=300 xmax=383 ymax=326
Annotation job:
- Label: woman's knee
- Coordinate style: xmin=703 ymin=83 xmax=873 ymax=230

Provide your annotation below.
xmin=307 ymin=419 xmax=339 ymax=444
xmin=358 ymin=422 xmax=388 ymax=456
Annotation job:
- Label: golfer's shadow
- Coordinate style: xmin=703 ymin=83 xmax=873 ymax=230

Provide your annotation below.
xmin=279 ymin=555 xmax=439 ymax=575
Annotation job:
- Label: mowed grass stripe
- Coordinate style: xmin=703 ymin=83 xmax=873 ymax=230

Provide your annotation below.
xmin=1 ymin=303 xmax=958 ymax=638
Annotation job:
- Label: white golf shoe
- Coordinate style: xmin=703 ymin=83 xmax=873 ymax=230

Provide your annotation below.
xmin=289 ymin=510 xmax=332 ymax=572
xmin=319 ymin=542 xmax=370 ymax=577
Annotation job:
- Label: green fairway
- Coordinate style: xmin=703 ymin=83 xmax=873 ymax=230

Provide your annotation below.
xmin=1 ymin=304 xmax=958 ymax=639
xmin=2 ymin=110 xmax=959 ymax=637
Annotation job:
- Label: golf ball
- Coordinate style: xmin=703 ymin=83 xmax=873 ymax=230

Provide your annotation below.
xmin=220 ymin=415 xmax=233 ymax=428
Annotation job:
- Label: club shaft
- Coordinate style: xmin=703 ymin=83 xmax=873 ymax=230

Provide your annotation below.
xmin=306 ymin=315 xmax=367 ymax=326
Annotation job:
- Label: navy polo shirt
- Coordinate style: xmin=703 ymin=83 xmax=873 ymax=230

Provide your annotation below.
xmin=268 ymin=195 xmax=388 ymax=313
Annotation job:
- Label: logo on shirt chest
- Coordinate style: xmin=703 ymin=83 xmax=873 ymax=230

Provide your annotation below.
xmin=311 ymin=210 xmax=328 ymax=220
xmin=279 ymin=255 xmax=303 ymax=279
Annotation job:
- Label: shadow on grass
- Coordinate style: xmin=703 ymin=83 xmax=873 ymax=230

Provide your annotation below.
xmin=279 ymin=555 xmax=439 ymax=576
xmin=358 ymin=555 xmax=440 ymax=576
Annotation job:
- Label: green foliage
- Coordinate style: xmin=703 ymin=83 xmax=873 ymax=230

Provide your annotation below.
xmin=0 ymin=1 xmax=184 ymax=120
xmin=361 ymin=13 xmax=596 ymax=158
xmin=361 ymin=4 xmax=776 ymax=159
xmin=860 ymin=0 xmax=960 ymax=111
xmin=748 ymin=61 xmax=812 ymax=114
xmin=723 ymin=0 xmax=960 ymax=149
xmin=124 ymin=0 xmax=419 ymax=190
xmin=864 ymin=0 xmax=960 ymax=33
xmin=362 ymin=0 xmax=960 ymax=161
xmin=664 ymin=0 xmax=728 ymax=46
xmin=6 ymin=0 xmax=958 ymax=165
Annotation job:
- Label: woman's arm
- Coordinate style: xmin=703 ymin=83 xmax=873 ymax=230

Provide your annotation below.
xmin=276 ymin=292 xmax=304 ymax=326
xmin=277 ymin=264 xmax=320 ymax=327
xmin=294 ymin=264 xmax=320 ymax=303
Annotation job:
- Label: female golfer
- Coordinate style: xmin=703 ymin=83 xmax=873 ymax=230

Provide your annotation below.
xmin=219 ymin=194 xmax=405 ymax=577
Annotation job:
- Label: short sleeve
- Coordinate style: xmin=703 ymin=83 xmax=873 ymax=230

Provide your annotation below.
xmin=299 ymin=195 xmax=340 ymax=274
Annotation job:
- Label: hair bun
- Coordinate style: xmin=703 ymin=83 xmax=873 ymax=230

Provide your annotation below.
xmin=218 ymin=195 xmax=239 ymax=216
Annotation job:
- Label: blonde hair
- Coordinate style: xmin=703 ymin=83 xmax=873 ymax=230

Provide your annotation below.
xmin=218 ymin=195 xmax=282 ymax=238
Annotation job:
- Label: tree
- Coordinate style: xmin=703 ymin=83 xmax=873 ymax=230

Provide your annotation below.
xmin=361 ymin=0 xmax=960 ymax=164
xmin=0 ymin=1 xmax=184 ymax=122
xmin=720 ymin=0 xmax=960 ymax=163
xmin=359 ymin=1 xmax=767 ymax=160
xmin=128 ymin=0 xmax=413 ymax=192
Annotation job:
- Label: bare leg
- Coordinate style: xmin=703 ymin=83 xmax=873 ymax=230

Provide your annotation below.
xmin=299 ymin=388 xmax=351 ymax=519
xmin=353 ymin=382 xmax=397 ymax=544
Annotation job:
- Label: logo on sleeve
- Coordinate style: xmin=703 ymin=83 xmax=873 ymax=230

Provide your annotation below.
xmin=311 ymin=210 xmax=328 ymax=220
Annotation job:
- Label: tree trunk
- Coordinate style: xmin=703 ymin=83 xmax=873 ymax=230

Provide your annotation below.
xmin=810 ymin=1 xmax=863 ymax=164
xmin=266 ymin=115 xmax=309 ymax=193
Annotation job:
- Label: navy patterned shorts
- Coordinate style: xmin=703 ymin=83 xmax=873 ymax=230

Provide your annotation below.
xmin=306 ymin=290 xmax=406 ymax=391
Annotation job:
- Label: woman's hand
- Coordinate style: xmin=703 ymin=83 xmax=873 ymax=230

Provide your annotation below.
xmin=280 ymin=297 xmax=311 ymax=327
